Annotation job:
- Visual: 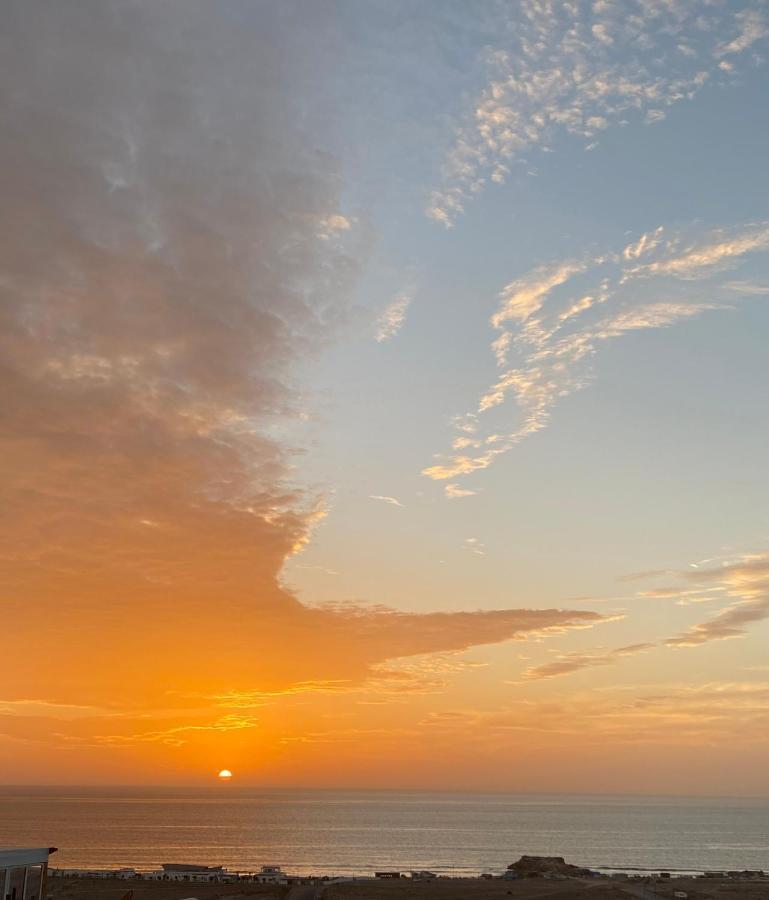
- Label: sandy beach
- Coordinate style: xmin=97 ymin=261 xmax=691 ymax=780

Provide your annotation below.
xmin=46 ymin=875 xmax=769 ymax=900
xmin=324 ymin=877 xmax=769 ymax=900
xmin=47 ymin=880 xmax=284 ymax=900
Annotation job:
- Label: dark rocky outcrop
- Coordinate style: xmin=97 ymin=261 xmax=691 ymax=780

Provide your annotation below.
xmin=507 ymin=856 xmax=594 ymax=878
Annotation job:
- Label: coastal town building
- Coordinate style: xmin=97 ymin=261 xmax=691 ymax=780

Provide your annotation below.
xmin=0 ymin=848 xmax=56 ymax=900
xmin=48 ymin=862 xmax=289 ymax=885
xmin=251 ymin=865 xmax=286 ymax=884
xmin=121 ymin=863 xmax=287 ymax=885
xmin=50 ymin=868 xmax=137 ymax=879
xmin=143 ymin=864 xmax=236 ymax=883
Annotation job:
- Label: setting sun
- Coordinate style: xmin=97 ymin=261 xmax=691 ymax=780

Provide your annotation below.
xmin=217 ymin=769 xmax=233 ymax=780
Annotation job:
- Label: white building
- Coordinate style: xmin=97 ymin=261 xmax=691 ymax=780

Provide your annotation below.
xmin=143 ymin=864 xmax=237 ymax=883
xmin=50 ymin=867 xmax=138 ymax=879
xmin=252 ymin=865 xmax=286 ymax=884
xmin=0 ymin=848 xmax=56 ymax=900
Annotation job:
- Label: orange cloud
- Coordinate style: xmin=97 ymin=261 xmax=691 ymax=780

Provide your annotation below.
xmin=0 ymin=4 xmax=609 ymax=747
xmin=518 ymin=642 xmax=654 ymax=681
xmin=666 ymin=554 xmax=769 ymax=647
xmin=423 ymin=681 xmax=769 ymax=748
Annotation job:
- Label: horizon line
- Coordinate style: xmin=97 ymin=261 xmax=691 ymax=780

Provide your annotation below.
xmin=2 ymin=783 xmax=767 ymax=802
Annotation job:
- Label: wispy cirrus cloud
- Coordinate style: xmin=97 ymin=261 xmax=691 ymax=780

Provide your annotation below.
xmin=716 ymin=7 xmax=769 ymax=58
xmin=462 ymin=537 xmax=486 ymax=556
xmin=491 ymin=261 xmax=588 ymax=332
xmin=424 ymin=222 xmax=768 ymax=483
xmin=518 ymin=642 xmax=654 ymax=681
xmin=91 ymin=715 xmax=260 ymax=748
xmin=511 ymin=550 xmax=769 ymax=680
xmin=625 ymin=225 xmax=769 ymax=280
xmin=369 ymin=494 xmax=404 ymax=507
xmin=428 ymin=1 xmax=768 ymax=226
xmin=207 ymin=681 xmax=353 ymax=709
xmin=723 ymin=280 xmax=769 ymax=295
xmin=357 ymin=654 xmax=490 ymax=700
xmin=424 ymin=681 xmax=769 ymax=748
xmin=445 ymin=483 xmax=478 ymax=499
xmin=375 ymin=288 xmax=414 ymax=342
xmin=0 ymin=699 xmax=111 ymax=720
xmin=666 ymin=552 xmax=769 ymax=647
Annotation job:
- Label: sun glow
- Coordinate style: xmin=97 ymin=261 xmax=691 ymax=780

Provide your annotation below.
xmin=217 ymin=769 xmax=233 ymax=780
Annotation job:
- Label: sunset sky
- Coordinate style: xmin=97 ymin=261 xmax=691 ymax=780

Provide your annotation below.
xmin=2 ymin=0 xmax=767 ymax=796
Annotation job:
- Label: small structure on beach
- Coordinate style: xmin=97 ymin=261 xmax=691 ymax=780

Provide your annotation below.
xmin=375 ymin=871 xmax=402 ymax=879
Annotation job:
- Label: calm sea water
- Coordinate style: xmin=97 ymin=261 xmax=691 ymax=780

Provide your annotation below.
xmin=0 ymin=787 xmax=766 ymax=876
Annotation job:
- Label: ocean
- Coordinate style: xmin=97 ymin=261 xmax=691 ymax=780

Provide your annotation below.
xmin=0 ymin=787 xmax=766 ymax=877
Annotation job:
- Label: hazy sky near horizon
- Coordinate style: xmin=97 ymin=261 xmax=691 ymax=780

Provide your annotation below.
xmin=1 ymin=0 xmax=767 ymax=795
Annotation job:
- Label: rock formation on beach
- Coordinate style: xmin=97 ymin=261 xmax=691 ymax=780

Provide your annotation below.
xmin=507 ymin=856 xmax=594 ymax=877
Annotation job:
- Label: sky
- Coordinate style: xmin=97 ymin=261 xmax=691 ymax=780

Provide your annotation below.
xmin=1 ymin=0 xmax=767 ymax=796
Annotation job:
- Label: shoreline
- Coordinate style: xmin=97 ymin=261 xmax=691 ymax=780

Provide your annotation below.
xmin=42 ymin=851 xmax=769 ymax=900
xmin=48 ymin=866 xmax=768 ymax=881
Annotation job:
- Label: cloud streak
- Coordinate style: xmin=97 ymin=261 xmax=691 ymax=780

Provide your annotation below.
xmin=445 ymin=483 xmax=478 ymax=499
xmin=514 ymin=550 xmax=769 ymax=680
xmin=424 ymin=222 xmax=767 ymax=482
xmin=666 ymin=553 xmax=769 ymax=647
xmin=376 ymin=288 xmax=414 ymax=342
xmin=519 ymin=642 xmax=653 ymax=681
xmin=424 ymin=681 xmax=769 ymax=748
xmin=369 ymin=495 xmax=404 ymax=507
